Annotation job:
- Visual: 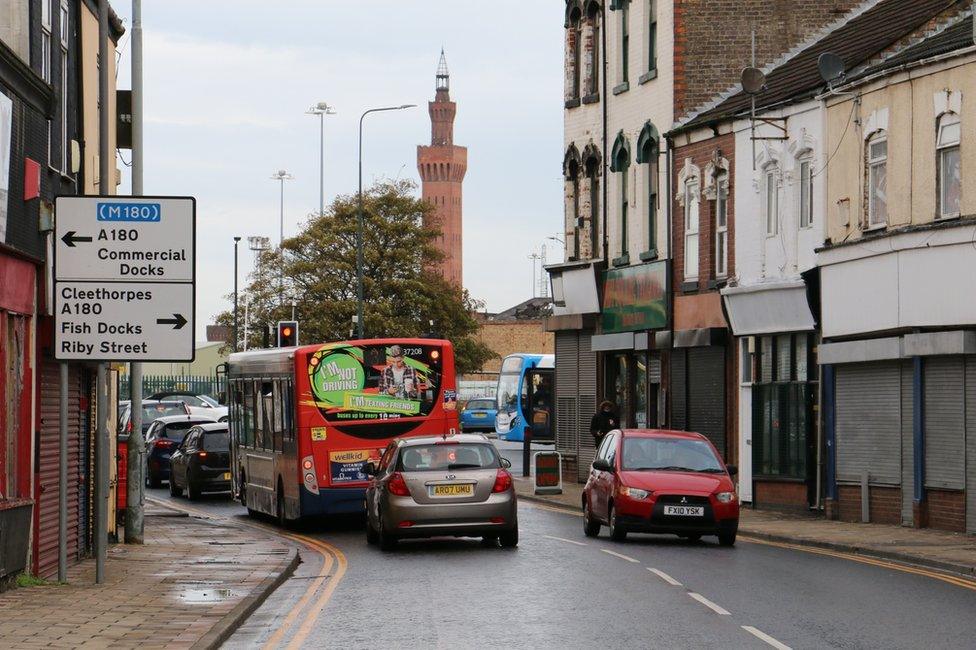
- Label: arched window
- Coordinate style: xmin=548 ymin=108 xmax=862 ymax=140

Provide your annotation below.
xmin=763 ymin=163 xmax=779 ymax=236
xmin=636 ymin=121 xmax=660 ymax=255
xmin=611 ymin=132 xmax=631 ymax=257
xmin=866 ymin=130 xmax=887 ymax=227
xmin=684 ymin=178 xmax=700 ymax=279
xmin=564 ymin=145 xmax=582 ymax=259
xmin=937 ymin=113 xmax=961 ymax=219
xmin=583 ymin=143 xmax=602 ymax=257
xmin=584 ymin=1 xmax=601 ymax=96
xmin=565 ymin=2 xmax=583 ymax=100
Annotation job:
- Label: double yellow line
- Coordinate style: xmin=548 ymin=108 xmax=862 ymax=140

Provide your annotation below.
xmin=146 ymin=497 xmax=349 ymax=647
xmin=740 ymin=535 xmax=976 ymax=592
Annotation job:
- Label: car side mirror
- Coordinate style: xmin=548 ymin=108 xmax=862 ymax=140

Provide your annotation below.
xmin=363 ymin=462 xmax=377 ymax=477
xmin=592 ymin=458 xmax=613 ymax=472
xmin=500 ymin=457 xmax=512 ymax=469
xmin=725 ymin=463 xmax=738 ymax=476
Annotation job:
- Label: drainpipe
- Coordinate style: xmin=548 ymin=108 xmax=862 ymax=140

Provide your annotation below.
xmin=665 ymin=134 xmax=674 ymax=429
xmin=601 ymin=2 xmax=609 ymax=265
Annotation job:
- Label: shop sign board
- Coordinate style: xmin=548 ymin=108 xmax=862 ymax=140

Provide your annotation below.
xmin=602 ymin=261 xmax=667 ymax=333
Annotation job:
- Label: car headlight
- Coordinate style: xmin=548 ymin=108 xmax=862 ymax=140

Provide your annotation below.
xmin=715 ymin=491 xmax=737 ymax=503
xmin=618 ymin=485 xmax=650 ymax=500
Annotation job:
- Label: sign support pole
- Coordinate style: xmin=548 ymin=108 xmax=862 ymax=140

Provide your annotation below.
xmin=126 ymin=0 xmax=146 ymax=545
xmin=95 ymin=0 xmax=110 ymax=583
xmin=58 ymin=363 xmax=68 ymax=582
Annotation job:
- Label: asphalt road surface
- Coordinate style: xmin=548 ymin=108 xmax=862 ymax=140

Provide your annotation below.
xmin=147 ymin=459 xmax=976 ymax=649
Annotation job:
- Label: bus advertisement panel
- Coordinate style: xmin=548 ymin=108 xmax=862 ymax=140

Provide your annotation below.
xmin=229 ymin=338 xmax=458 ymax=524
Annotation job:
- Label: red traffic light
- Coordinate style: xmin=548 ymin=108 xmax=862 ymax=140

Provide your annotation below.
xmin=277 ymin=321 xmax=298 ymax=347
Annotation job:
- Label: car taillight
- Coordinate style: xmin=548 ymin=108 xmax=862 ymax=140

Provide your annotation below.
xmin=492 ymin=469 xmax=513 ymax=493
xmin=154 ymin=439 xmax=175 ymax=449
xmin=197 ymin=451 xmax=208 ymax=458
xmin=387 ymin=472 xmax=410 ymax=496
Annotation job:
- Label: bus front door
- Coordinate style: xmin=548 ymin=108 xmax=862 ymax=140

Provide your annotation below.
xmin=525 ymin=369 xmax=554 ymax=441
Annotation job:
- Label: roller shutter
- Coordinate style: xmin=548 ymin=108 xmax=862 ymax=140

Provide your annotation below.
xmin=965 ymin=356 xmax=976 ymax=534
xmin=555 ymin=332 xmax=579 ymax=457
xmin=688 ymin=346 xmax=726 ymax=458
xmin=35 ymin=361 xmax=83 ymax=579
xmin=671 ymin=350 xmax=687 ymax=431
xmin=900 ymin=360 xmax=914 ymax=525
xmin=577 ymin=335 xmax=598 ymax=483
xmin=923 ymin=356 xmax=965 ymax=490
xmin=835 ymin=362 xmax=901 ymax=485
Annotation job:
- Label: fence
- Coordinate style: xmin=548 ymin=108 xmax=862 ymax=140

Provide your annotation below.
xmin=118 ymin=375 xmax=223 ymax=400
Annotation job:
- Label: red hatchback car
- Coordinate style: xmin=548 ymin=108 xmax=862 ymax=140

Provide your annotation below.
xmin=582 ymin=429 xmax=739 ymax=546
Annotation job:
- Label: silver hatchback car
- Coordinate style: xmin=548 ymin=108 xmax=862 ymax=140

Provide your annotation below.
xmin=364 ymin=434 xmax=518 ymax=551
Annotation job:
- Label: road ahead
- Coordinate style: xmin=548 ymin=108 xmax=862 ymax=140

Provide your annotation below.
xmin=148 ymin=479 xmax=976 ymax=649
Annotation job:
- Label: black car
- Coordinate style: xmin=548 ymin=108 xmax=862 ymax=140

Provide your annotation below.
xmin=169 ymin=423 xmax=232 ymax=500
xmin=144 ymin=415 xmax=219 ymax=488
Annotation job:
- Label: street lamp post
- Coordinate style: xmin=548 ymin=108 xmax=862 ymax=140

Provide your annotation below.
xmin=306 ymin=102 xmax=335 ymax=218
xmin=270 ymin=169 xmax=293 ymax=247
xmin=233 ymin=236 xmax=241 ymax=352
xmin=357 ymin=104 xmax=416 ymax=339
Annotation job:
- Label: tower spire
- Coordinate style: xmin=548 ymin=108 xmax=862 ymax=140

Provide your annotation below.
xmin=436 ymin=48 xmax=449 ymax=92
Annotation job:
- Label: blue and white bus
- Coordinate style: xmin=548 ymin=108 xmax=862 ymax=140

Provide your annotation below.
xmin=494 ymin=353 xmax=554 ymax=442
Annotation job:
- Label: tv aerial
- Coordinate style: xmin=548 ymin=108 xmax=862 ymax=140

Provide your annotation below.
xmin=740 ymin=66 xmax=787 ymax=170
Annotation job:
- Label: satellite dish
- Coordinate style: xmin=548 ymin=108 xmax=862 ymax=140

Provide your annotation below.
xmin=818 ymin=52 xmax=846 ymax=86
xmin=741 ymin=67 xmax=766 ymax=95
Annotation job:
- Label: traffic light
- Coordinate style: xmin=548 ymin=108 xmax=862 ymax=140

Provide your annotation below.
xmin=277 ymin=321 xmax=298 ymax=347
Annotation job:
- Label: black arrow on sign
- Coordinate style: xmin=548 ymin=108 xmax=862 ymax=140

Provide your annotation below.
xmin=61 ymin=231 xmax=93 ymax=247
xmin=156 ymin=313 xmax=188 ymax=330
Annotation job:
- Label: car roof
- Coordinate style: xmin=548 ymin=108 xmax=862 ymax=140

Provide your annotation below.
xmin=139 ymin=400 xmax=186 ymax=406
xmin=617 ymin=428 xmax=710 ymax=441
xmin=152 ymin=414 xmax=218 ymax=425
xmin=398 ymin=433 xmax=490 ymax=446
xmin=190 ymin=422 xmax=229 ymax=432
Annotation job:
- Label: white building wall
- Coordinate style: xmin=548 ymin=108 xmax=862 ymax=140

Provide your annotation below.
xmin=731 ymin=99 xmax=826 ymax=289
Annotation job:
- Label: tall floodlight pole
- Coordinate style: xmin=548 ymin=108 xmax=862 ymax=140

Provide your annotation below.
xmin=247 ymin=236 xmax=270 ymax=348
xmin=357 ymin=104 xmax=416 ymax=339
xmin=306 ymin=102 xmax=335 ymax=217
xmin=528 ymin=252 xmax=542 ymax=298
xmin=233 ymin=236 xmax=241 ymax=351
xmin=270 ymin=170 xmax=293 ymax=247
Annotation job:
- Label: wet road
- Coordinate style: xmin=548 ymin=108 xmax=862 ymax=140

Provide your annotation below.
xmin=146 ymin=464 xmax=976 ymax=649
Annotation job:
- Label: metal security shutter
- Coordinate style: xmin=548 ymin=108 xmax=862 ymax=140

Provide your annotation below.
xmin=900 ymin=360 xmax=914 ymax=525
xmin=965 ymin=356 xmax=976 ymax=534
xmin=671 ymin=350 xmax=687 ymax=431
xmin=577 ymin=334 xmax=598 ymax=483
xmin=555 ymin=332 xmax=579 ymax=456
xmin=835 ymin=362 xmax=901 ymax=485
xmin=36 ymin=361 xmax=82 ymax=579
xmin=923 ymin=356 xmax=965 ymax=490
xmin=688 ymin=346 xmax=726 ymax=457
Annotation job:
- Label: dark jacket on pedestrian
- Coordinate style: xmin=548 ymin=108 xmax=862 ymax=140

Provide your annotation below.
xmin=590 ymin=409 xmax=619 ymax=443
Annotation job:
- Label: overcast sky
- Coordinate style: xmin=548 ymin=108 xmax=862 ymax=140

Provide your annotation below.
xmin=110 ymin=1 xmax=565 ymax=338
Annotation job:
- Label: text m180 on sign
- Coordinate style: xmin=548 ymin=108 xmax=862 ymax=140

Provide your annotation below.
xmin=97 ymin=202 xmax=161 ymax=222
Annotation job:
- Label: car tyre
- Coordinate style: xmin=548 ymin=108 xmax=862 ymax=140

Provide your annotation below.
xmin=147 ymin=470 xmax=161 ymax=489
xmin=499 ymin=522 xmax=519 ymax=548
xmin=187 ymin=480 xmax=201 ymax=501
xmin=481 ymin=535 xmax=499 ymax=547
xmin=378 ymin=512 xmax=397 ymax=552
xmin=718 ymin=530 xmax=737 ymax=547
xmin=608 ymin=504 xmax=627 ymax=542
xmin=365 ymin=511 xmax=379 ymax=545
xmin=169 ymin=476 xmax=181 ymax=497
xmin=583 ymin=497 xmax=601 ymax=537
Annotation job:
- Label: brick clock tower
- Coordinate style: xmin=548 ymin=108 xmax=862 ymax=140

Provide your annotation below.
xmin=417 ymin=50 xmax=467 ymax=288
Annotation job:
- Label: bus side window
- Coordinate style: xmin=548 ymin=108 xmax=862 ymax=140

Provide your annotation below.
xmin=281 ymin=379 xmax=293 ymax=442
xmin=272 ymin=379 xmax=284 ymax=452
xmin=259 ymin=381 xmax=274 ymax=451
xmin=243 ymin=380 xmax=256 ymax=447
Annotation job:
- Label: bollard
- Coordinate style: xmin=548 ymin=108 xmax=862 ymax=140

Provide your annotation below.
xmin=522 ymin=428 xmax=532 ymax=478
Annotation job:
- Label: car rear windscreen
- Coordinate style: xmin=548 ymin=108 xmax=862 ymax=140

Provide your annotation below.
xmin=162 ymin=424 xmax=193 ymax=442
xmin=466 ymin=400 xmax=494 ymax=410
xmin=143 ymin=404 xmax=185 ymax=420
xmin=398 ymin=443 xmax=500 ymax=472
xmin=202 ymin=432 xmax=230 ymax=451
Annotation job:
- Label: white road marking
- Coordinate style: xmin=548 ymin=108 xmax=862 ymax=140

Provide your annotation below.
xmin=647 ymin=567 xmax=682 ymax=586
xmin=543 ymin=535 xmax=587 ymax=546
xmin=688 ymin=592 xmax=731 ymax=616
xmin=742 ymin=626 xmax=792 ymax=650
xmin=600 ymin=548 xmax=640 ymax=563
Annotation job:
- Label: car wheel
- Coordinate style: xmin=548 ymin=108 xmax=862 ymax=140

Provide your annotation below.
xmin=481 ymin=535 xmax=499 ymax=547
xmin=365 ymin=510 xmax=379 ymax=545
xmin=187 ymin=480 xmax=201 ymax=501
xmin=608 ymin=504 xmax=627 ymax=542
xmin=583 ymin=497 xmax=601 ymax=538
xmin=718 ymin=530 xmax=736 ymax=547
xmin=147 ymin=469 xmax=161 ymax=489
xmin=378 ymin=512 xmax=397 ymax=552
xmin=499 ymin=522 xmax=519 ymax=548
xmin=169 ymin=476 xmax=181 ymax=497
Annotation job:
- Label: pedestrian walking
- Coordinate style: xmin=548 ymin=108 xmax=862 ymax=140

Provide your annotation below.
xmin=590 ymin=400 xmax=619 ymax=447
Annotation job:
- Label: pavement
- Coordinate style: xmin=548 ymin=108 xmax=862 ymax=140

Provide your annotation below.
xmin=511 ymin=474 xmax=976 ymax=578
xmin=0 ymin=503 xmax=298 ymax=649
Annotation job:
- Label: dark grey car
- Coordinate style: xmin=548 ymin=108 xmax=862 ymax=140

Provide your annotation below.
xmin=364 ymin=434 xmax=518 ymax=551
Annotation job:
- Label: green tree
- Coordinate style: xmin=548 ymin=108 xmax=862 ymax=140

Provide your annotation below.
xmin=214 ymin=180 xmax=495 ymax=374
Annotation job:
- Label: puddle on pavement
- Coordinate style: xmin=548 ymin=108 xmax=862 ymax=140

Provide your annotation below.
xmin=178 ymin=587 xmax=238 ymax=604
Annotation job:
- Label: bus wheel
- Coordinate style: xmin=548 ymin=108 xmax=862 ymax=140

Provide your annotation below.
xmin=276 ymin=481 xmax=288 ymax=528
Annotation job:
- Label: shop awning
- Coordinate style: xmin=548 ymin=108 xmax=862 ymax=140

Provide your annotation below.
xmin=721 ymin=280 xmax=815 ymax=336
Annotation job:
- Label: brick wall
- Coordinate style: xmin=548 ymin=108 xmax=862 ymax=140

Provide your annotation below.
xmin=755 ymin=479 xmax=808 ymax=511
xmin=671 ymin=131 xmax=735 ymax=293
xmin=469 ymin=320 xmax=554 ymax=377
xmin=672 ymin=0 xmax=861 ymax=118
xmin=926 ymin=488 xmax=966 ymax=533
xmin=837 ymin=485 xmax=902 ymax=525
